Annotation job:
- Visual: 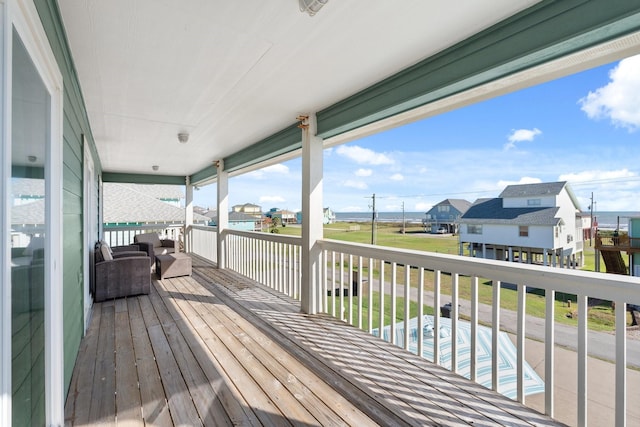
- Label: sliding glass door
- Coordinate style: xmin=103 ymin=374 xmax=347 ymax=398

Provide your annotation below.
xmin=2 ymin=1 xmax=64 ymax=425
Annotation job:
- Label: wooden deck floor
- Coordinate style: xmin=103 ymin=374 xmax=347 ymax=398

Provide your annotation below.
xmin=64 ymin=255 xmax=562 ymax=426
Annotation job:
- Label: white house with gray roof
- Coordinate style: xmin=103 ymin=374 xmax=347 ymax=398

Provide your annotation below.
xmin=458 ymin=181 xmax=584 ymax=267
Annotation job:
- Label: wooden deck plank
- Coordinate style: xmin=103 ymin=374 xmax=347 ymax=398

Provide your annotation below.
xmin=66 ymin=255 xmax=564 ymax=427
xmin=138 ymin=296 xmax=202 ymax=426
xmin=87 ymin=303 xmax=116 ymax=426
xmin=166 ymin=274 xmax=377 ymax=427
xmin=114 ymin=301 xmax=143 ymax=426
xmin=127 ymin=297 xmax=173 ymax=427
xmin=64 ymin=301 xmax=101 ymax=426
xmin=146 ymin=284 xmax=233 ymax=426
xmin=193 ymin=266 xmax=545 ymax=426
xmin=153 ymin=278 xmax=262 ymax=426
xmin=155 ymin=280 xmax=295 ymax=427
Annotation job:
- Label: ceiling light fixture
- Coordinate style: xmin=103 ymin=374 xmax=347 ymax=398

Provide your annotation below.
xmin=178 ymin=132 xmax=189 ymax=144
xmin=28 ymin=155 xmax=37 ymax=163
xmin=299 ymin=0 xmax=328 ymax=16
xmin=152 ymin=165 xmax=159 ymax=171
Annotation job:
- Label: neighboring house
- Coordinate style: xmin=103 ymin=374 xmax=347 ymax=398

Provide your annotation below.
xmin=423 ymin=199 xmax=471 ymax=234
xmin=297 ymin=207 xmax=336 ymax=224
xmin=209 ymin=211 xmax=262 ymax=231
xmin=232 ymin=203 xmax=262 ymax=217
xmin=458 ymin=181 xmax=584 ymax=268
xmin=103 ymin=183 xmax=208 ymax=226
xmin=272 ymin=209 xmax=297 ymax=224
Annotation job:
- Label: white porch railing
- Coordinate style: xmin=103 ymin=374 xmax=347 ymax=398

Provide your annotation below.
xmin=224 ymin=230 xmax=302 ymax=300
xmin=187 ymin=225 xmax=218 ymax=264
xmin=103 ymin=224 xmax=640 ymax=425
xmin=103 ymin=223 xmax=183 ymax=248
xmin=219 ymin=231 xmax=639 ymax=426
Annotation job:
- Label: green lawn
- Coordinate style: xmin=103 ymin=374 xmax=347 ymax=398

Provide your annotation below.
xmin=271 ymin=221 xmax=629 ymax=331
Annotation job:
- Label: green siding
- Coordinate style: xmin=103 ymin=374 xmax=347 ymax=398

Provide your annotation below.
xmin=102 ymin=172 xmax=185 ymax=185
xmin=34 ymin=0 xmax=101 ymax=396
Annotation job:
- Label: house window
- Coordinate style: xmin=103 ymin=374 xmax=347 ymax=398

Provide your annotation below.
xmin=438 ymin=205 xmax=450 ymax=213
xmin=519 ymin=226 xmax=529 ymax=237
xmin=467 ymin=224 xmax=482 ymax=234
xmin=527 ymin=199 xmax=541 ymax=206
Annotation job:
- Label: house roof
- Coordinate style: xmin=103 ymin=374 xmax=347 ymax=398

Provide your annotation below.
xmin=12 ymin=178 xmax=44 ymax=197
xmin=461 ymin=198 xmax=561 ymax=226
xmin=499 ymin=181 xmax=581 ymax=211
xmin=430 ymin=199 xmax=472 ymax=214
xmin=211 ymin=212 xmax=262 ymax=223
xmin=499 ymin=181 xmax=567 ymax=198
xmin=12 ymin=199 xmax=44 ymax=225
xmin=116 ymin=184 xmax=184 ymax=201
xmin=104 ymin=183 xmax=208 ymax=224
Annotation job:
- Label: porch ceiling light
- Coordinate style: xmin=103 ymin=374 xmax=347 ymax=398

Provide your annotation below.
xmin=178 ymin=132 xmax=189 ymax=144
xmin=299 ymin=0 xmax=328 ymax=16
xmin=152 ymin=165 xmax=159 ymax=171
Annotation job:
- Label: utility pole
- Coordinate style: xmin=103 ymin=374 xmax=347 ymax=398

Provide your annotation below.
xmin=589 ymin=192 xmax=594 ymax=246
xmin=401 ymin=201 xmax=406 ymax=234
xmin=370 ymin=193 xmax=377 ymax=245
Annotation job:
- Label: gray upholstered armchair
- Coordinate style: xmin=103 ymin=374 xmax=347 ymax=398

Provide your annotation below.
xmin=133 ymin=232 xmax=177 ymax=258
xmin=94 ymin=241 xmax=151 ymax=302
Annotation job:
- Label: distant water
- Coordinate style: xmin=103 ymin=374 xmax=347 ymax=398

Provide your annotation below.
xmin=334 ymin=211 xmax=640 ymax=230
xmin=335 ymin=212 xmax=426 ymax=224
xmin=594 ymin=211 xmax=640 ymax=231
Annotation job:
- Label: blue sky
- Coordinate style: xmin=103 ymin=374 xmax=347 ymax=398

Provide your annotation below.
xmin=194 ymin=55 xmax=640 ymax=213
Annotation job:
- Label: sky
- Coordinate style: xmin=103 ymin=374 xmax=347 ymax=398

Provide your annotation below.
xmin=194 ymin=54 xmax=640 ymax=214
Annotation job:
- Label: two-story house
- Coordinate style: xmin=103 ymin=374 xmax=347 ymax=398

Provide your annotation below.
xmin=459 ymin=181 xmax=584 ymax=268
xmin=232 ymin=203 xmax=263 ymax=217
xmin=423 ymin=199 xmax=471 ymax=234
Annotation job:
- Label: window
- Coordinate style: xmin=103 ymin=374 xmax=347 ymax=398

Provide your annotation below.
xmin=438 ymin=205 xmax=450 ymax=213
xmin=519 ymin=226 xmax=529 ymax=237
xmin=467 ymin=224 xmax=482 ymax=234
xmin=527 ymin=199 xmax=541 ymax=206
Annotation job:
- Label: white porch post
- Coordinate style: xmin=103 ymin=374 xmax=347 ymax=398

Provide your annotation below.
xmin=185 ymin=176 xmax=194 ymax=253
xmin=301 ymin=114 xmax=323 ymax=314
xmin=482 ymin=243 xmax=486 ymax=259
xmin=543 ymin=250 xmax=548 ymax=266
xmin=216 ymin=160 xmax=229 ymax=269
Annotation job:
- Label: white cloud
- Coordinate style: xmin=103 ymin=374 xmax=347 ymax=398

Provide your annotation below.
xmin=559 ymin=168 xmax=637 ymax=183
xmin=390 ymin=173 xmax=404 ymax=181
xmin=419 ymin=167 xmax=428 ymax=174
xmin=579 ymin=55 xmax=640 ymax=131
xmin=335 ymin=145 xmax=393 ymax=165
xmin=355 ymin=168 xmax=373 ymax=177
xmin=246 ymin=163 xmax=289 ymax=179
xmin=504 ymin=128 xmax=542 ymax=150
xmin=264 ymin=164 xmax=289 ymax=173
xmin=496 ymin=177 xmax=542 ymax=188
xmin=342 ymin=180 xmax=368 ymax=190
xmin=414 ymin=202 xmax=431 ymax=211
xmin=259 ymin=195 xmax=285 ymax=204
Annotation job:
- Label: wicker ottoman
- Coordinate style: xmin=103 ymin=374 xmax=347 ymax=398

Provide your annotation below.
xmin=156 ymin=253 xmax=192 ymax=279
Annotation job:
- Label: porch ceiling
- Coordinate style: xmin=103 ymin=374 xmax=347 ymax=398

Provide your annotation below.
xmin=57 ymin=0 xmax=539 ymax=178
xmin=57 ymin=1 xmax=640 ymax=184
